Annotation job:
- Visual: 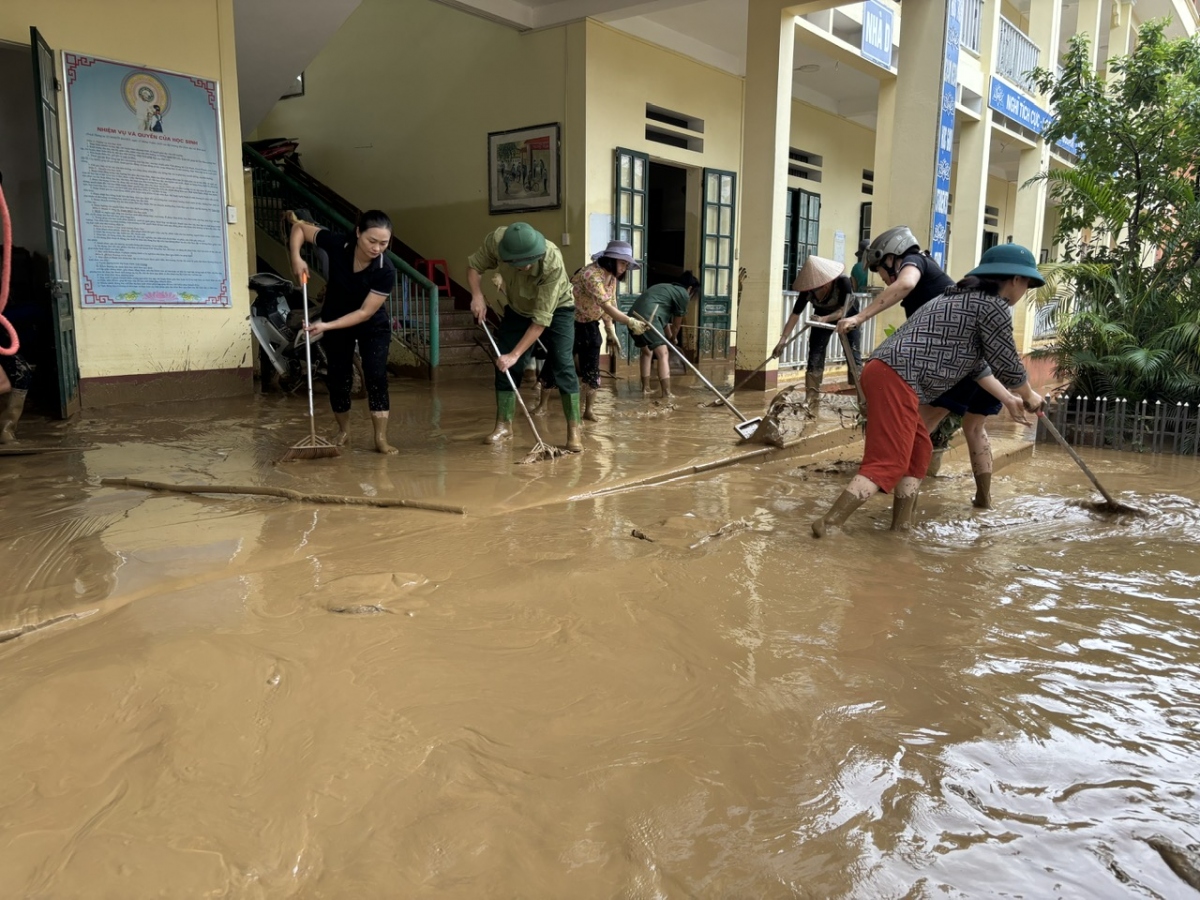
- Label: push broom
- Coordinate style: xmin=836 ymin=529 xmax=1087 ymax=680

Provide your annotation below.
xmin=281 ymin=271 xmax=341 ymax=461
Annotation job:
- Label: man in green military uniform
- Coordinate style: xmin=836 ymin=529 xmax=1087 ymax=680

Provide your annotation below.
xmin=467 ymin=223 xmax=583 ymax=452
xmin=628 ymin=271 xmax=700 ymax=398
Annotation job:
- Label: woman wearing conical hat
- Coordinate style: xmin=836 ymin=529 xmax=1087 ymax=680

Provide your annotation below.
xmin=775 ymin=255 xmax=862 ymax=410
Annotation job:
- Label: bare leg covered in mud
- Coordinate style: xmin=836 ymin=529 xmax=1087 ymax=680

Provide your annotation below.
xmin=640 ymin=346 xmax=672 ymax=398
xmin=371 ymin=411 xmax=399 ymax=455
xmin=812 ymin=473 xmax=878 ymax=538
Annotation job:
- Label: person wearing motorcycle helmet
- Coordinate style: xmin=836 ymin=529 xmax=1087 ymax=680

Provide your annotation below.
xmin=836 ymin=225 xmax=954 ymax=334
xmin=811 ymin=243 xmax=1045 ymax=538
xmin=289 ymin=208 xmax=399 ymax=454
xmin=467 ymin=222 xmax=584 ymax=452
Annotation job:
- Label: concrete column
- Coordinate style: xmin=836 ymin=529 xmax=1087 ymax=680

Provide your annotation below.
xmin=948 ymin=0 xmax=1003 ymax=279
xmin=1011 ymin=144 xmax=1046 ymax=353
xmin=1076 ymin=0 xmax=1105 ymax=69
xmin=1028 ymin=0 xmax=1062 ymax=102
xmin=869 ymin=0 xmax=949 ymax=340
xmin=735 ymin=0 xmax=796 ymax=389
xmin=1106 ymin=0 xmax=1135 ymax=77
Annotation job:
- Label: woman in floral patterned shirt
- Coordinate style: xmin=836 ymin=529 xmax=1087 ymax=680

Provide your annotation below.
xmin=533 ymin=241 xmax=647 ymax=422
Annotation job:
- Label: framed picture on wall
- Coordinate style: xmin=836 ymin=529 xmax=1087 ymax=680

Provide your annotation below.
xmin=488 ymin=123 xmax=561 ymax=215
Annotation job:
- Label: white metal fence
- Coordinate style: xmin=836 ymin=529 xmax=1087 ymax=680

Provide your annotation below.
xmin=778 ymin=292 xmax=876 ymax=370
xmin=960 ymin=0 xmax=983 ymax=54
xmin=998 ymin=16 xmax=1041 ymax=93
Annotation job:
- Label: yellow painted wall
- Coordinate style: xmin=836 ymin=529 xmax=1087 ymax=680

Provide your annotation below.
xmin=256 ymin=0 xmax=586 ymax=295
xmin=0 ymin=0 xmax=250 ymax=384
xmin=788 ymin=99 xmax=875 ymax=270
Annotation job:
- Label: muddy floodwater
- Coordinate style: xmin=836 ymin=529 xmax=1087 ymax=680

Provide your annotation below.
xmin=2 ymin=380 xmax=1199 ymax=898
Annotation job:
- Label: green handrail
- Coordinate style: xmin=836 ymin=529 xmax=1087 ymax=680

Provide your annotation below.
xmin=243 ymin=145 xmax=439 ymax=369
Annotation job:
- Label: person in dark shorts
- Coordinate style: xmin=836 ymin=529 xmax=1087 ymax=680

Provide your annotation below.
xmin=628 ymin=272 xmax=700 ymax=399
xmin=289 ymin=209 xmax=399 ymax=454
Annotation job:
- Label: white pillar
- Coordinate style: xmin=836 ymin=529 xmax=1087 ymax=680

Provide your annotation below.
xmin=736 ymin=0 xmax=796 ymax=389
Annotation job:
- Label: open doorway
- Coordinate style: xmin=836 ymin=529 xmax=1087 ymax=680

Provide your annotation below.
xmin=646 ymin=161 xmax=688 ymax=287
xmin=0 ymin=35 xmax=77 ymax=435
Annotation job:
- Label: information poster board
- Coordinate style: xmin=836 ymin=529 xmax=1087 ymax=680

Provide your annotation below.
xmin=63 ymin=54 xmax=230 ymax=307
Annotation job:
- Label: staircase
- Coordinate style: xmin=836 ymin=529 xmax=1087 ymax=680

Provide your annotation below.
xmin=244 ymin=145 xmax=442 ymax=378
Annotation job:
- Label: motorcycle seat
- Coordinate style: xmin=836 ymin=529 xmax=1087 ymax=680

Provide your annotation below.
xmin=249 ymin=272 xmax=293 ymax=291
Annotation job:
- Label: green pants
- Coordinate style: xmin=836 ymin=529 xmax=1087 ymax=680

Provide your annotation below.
xmin=494 ymin=305 xmax=579 ymax=395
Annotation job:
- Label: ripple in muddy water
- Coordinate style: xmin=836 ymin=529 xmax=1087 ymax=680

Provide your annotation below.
xmin=1 ymin=428 xmax=1199 ymax=897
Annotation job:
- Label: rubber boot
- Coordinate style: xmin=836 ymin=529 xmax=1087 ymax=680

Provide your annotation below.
xmin=805 ymin=370 xmax=822 ymax=411
xmin=333 ymin=410 xmax=351 ymax=447
xmin=891 ymin=493 xmax=918 ymax=531
xmin=562 ymin=392 xmax=583 ymax=452
xmin=486 ymin=391 xmax=516 ymax=443
xmin=582 ymin=384 xmax=599 ymax=422
xmin=371 ymin=412 xmax=398 ymax=455
xmin=0 ymin=389 xmax=27 ymax=444
xmin=641 ymin=376 xmax=654 ymax=396
xmin=972 ymin=472 xmax=992 ymax=509
xmin=927 ymin=447 xmax=946 ymax=477
xmin=659 ymin=376 xmax=673 ymax=399
xmin=811 ymin=490 xmax=867 ymax=538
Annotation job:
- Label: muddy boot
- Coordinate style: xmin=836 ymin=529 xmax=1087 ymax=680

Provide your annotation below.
xmin=641 ymin=376 xmax=654 ymax=396
xmin=927 ymin=447 xmax=946 ymax=477
xmin=485 ymin=391 xmax=516 ymax=444
xmin=371 ymin=412 xmax=399 ymax=455
xmin=811 ymin=490 xmax=867 ymax=538
xmin=582 ymin=385 xmax=599 ymax=422
xmin=805 ymin=370 xmax=822 ymax=411
xmin=332 ymin=411 xmax=351 ymax=447
xmin=562 ymin=392 xmax=583 ymax=452
xmin=972 ymin=472 xmax=992 ymax=509
xmin=659 ymin=377 xmax=673 ymax=399
xmin=891 ymin=493 xmax=918 ymax=531
xmin=0 ymin=389 xmax=27 ymax=443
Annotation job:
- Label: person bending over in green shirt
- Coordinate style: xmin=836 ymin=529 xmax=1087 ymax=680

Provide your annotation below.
xmin=468 ymin=223 xmax=584 ymax=453
xmin=628 ymin=272 xmax=700 ymax=399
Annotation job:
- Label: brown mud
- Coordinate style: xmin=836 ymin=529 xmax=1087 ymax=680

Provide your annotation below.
xmin=2 ymin=378 xmax=1200 ymax=897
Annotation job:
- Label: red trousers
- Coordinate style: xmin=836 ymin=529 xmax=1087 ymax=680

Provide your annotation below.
xmin=858 ymin=360 xmax=932 ymax=492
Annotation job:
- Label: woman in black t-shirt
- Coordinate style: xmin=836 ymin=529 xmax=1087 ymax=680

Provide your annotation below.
xmin=288 ymin=209 xmax=399 ymax=454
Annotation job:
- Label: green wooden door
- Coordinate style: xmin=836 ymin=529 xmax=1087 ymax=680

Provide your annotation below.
xmin=613 ymin=147 xmax=648 ymax=359
xmin=699 ymin=168 xmax=736 ymax=356
xmin=31 ymin=27 xmax=80 ymax=417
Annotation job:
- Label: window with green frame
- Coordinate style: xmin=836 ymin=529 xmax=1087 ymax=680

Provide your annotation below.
xmin=783 ymin=188 xmax=820 ymax=289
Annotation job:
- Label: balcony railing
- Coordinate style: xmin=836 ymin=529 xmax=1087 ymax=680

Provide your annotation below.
xmin=998 ymin=16 xmax=1041 ymax=93
xmin=960 ymin=0 xmax=984 ymax=55
xmin=778 ymin=292 xmax=877 ymax=370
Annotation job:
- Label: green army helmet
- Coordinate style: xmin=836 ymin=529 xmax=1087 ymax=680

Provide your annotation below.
xmin=498 ymin=223 xmax=547 ymax=265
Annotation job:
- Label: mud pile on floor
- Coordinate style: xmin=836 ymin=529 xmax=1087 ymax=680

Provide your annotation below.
xmin=747 ymin=385 xmax=812 ymax=447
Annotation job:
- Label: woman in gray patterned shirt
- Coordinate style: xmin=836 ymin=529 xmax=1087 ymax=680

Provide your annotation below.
xmin=812 ymin=244 xmax=1046 ymax=538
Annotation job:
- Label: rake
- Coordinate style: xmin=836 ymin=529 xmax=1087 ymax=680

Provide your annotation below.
xmin=480 ymin=320 xmax=565 ymax=464
xmin=281 ymin=271 xmax=341 ymax=462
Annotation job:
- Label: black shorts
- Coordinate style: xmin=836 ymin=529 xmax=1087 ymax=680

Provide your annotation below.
xmin=930 ymin=377 xmax=1002 ymax=417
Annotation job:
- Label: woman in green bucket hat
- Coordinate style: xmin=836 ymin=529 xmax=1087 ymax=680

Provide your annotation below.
xmin=467 ymin=223 xmax=584 ymax=452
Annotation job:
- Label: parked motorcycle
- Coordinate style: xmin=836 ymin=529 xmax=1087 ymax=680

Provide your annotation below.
xmin=248 ymin=272 xmax=328 ymax=394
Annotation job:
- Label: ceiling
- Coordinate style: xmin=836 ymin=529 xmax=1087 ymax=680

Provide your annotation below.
xmin=233 ymin=0 xmax=362 ymax=135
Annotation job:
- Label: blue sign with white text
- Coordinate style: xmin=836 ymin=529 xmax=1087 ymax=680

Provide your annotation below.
xmin=929 ymin=0 xmax=961 ymax=268
xmin=989 ymin=76 xmax=1079 ymax=156
xmin=861 ymin=0 xmax=894 ymax=69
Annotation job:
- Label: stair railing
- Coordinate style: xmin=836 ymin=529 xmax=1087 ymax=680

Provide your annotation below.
xmin=243 ymin=145 xmax=439 ymax=370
